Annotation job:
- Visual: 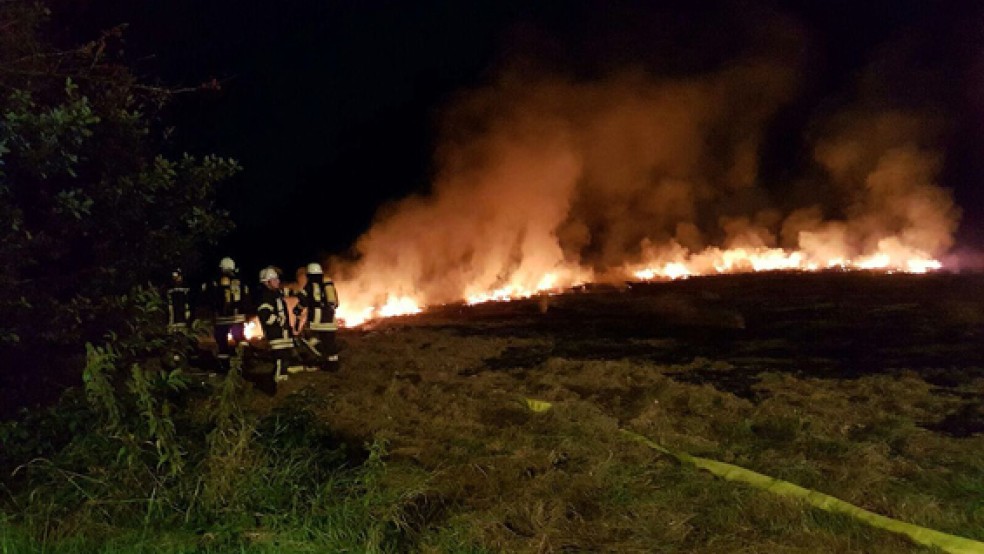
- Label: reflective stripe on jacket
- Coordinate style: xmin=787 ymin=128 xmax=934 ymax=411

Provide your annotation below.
xmin=258 ymin=287 xmax=294 ymax=349
xmin=299 ymin=278 xmax=339 ymax=331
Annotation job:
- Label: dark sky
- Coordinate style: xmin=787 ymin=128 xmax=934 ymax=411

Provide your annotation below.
xmin=49 ymin=0 xmax=984 ymax=275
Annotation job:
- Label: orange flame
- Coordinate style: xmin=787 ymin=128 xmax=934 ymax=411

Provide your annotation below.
xmin=336 ymin=295 xmax=422 ymax=328
xmin=243 ymin=318 xmax=263 ymax=340
xmin=318 ymin=73 xmax=957 ymax=330
xmin=629 ymin=247 xmax=940 ymax=281
xmin=329 ymin=244 xmax=942 ymax=329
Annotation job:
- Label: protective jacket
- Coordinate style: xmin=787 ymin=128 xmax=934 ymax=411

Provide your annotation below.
xmin=166 ymin=285 xmax=192 ymax=329
xmin=257 ymin=286 xmax=294 ymax=350
xmin=297 ymin=274 xmax=339 ymax=331
xmin=203 ymin=273 xmax=250 ymax=325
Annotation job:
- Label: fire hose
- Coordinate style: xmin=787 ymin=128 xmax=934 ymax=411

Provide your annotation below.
xmin=523 ymin=398 xmax=984 ymax=554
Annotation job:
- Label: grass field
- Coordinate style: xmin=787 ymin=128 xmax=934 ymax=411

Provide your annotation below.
xmin=4 ymin=271 xmax=984 ymax=552
xmin=241 ymin=271 xmax=984 ymax=552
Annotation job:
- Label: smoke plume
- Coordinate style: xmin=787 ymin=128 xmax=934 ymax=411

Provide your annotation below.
xmin=329 ymin=16 xmax=961 ymax=322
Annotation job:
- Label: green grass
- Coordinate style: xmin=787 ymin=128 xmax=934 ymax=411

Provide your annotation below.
xmin=1 ymin=447 xmax=440 ymax=553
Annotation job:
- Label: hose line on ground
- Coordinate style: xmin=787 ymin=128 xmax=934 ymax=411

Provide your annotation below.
xmin=523 ymin=398 xmax=984 ymax=554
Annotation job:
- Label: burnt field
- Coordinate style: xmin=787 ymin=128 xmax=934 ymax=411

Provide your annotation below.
xmin=358 ymin=271 xmax=984 ymax=434
xmin=436 ymin=271 xmax=984 ymax=373
xmin=240 ymin=270 xmax=984 ymax=552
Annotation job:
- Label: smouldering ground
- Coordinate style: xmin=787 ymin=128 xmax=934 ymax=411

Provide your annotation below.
xmin=251 ymin=271 xmax=984 ymax=552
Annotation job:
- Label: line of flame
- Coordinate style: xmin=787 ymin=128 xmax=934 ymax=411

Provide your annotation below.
xmin=330 ymin=247 xmax=942 ymax=328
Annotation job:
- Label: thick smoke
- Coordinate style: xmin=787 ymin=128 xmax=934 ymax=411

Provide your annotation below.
xmin=330 ymin=20 xmax=961 ymax=318
xmin=803 ymin=112 xmax=959 ymax=260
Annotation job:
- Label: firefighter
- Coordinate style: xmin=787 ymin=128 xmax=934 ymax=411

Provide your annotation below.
xmin=165 ymin=268 xmax=192 ymax=333
xmin=257 ymin=266 xmax=310 ymax=383
xmin=284 ymin=265 xmax=307 ymax=331
xmin=295 ymin=262 xmax=340 ymax=371
xmin=163 ymin=267 xmax=196 ymax=368
xmin=202 ymin=257 xmax=250 ymax=372
xmin=290 ymin=265 xmax=308 ymax=293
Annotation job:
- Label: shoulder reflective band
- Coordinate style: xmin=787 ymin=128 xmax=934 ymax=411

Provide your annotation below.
xmin=620 ymin=429 xmax=984 ymax=554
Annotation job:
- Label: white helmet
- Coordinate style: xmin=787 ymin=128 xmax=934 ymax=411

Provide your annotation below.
xmin=259 ymin=266 xmax=279 ymax=283
xmin=219 ymin=257 xmax=236 ymax=272
xmin=306 ymin=262 xmax=323 ymax=274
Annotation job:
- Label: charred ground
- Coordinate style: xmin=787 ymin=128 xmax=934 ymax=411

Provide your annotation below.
xmin=347 ymin=271 xmax=984 ymax=420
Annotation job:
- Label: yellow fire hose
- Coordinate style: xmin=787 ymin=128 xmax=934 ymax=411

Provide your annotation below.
xmin=523 ymin=398 xmax=984 ymax=554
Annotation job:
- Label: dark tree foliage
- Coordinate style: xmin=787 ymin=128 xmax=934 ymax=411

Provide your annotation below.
xmin=0 ymin=0 xmax=240 ymax=415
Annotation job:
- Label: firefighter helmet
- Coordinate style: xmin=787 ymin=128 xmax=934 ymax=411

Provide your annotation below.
xmin=259 ymin=266 xmax=279 ymax=283
xmin=306 ymin=262 xmax=323 ymax=274
xmin=219 ymin=257 xmax=236 ymax=272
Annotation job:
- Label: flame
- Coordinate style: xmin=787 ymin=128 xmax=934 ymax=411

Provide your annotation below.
xmin=465 ymin=272 xmax=565 ymax=305
xmin=906 ymin=259 xmax=942 ymax=273
xmin=378 ymin=296 xmax=423 ymax=317
xmin=316 ymin=70 xmax=957 ymax=331
xmin=336 ymin=295 xmax=422 ymax=327
xmin=627 ymin=243 xmax=940 ymax=281
xmin=243 ymin=318 xmax=263 ymax=340
xmin=331 ymin=245 xmax=942 ymax=329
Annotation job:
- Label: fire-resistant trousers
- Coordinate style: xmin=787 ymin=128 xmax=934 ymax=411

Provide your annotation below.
xmin=300 ymin=330 xmax=339 ymax=371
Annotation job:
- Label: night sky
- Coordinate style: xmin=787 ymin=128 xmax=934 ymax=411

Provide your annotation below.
xmin=48 ymin=0 xmax=984 ymax=277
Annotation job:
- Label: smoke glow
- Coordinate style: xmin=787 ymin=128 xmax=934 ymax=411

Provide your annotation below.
xmin=325 ymin=33 xmax=960 ymax=327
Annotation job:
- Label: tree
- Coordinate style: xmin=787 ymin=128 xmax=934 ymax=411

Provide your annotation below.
xmin=0 ymin=0 xmax=240 ymax=416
